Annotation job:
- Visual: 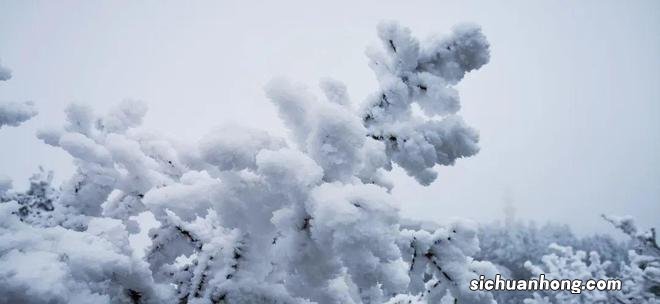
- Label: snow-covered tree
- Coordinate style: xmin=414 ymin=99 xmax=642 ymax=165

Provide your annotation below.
xmin=522 ymin=217 xmax=660 ymax=304
xmin=604 ymin=215 xmax=660 ymax=304
xmin=476 ymin=220 xmax=580 ymax=304
xmin=523 ymin=244 xmax=616 ymax=304
xmin=578 ymin=234 xmax=630 ymax=275
xmin=0 ymin=21 xmax=498 ymax=304
xmin=477 ymin=210 xmax=630 ymax=304
xmin=478 ymin=220 xmax=579 ymax=280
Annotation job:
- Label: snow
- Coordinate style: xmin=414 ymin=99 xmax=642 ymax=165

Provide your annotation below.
xmin=0 ymin=101 xmax=37 ymax=129
xmin=4 ymin=19 xmax=656 ymax=304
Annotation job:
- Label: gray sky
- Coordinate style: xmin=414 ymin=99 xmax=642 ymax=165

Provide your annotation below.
xmin=1 ymin=0 xmax=658 ymax=235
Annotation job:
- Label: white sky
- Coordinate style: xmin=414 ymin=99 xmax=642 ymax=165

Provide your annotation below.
xmin=1 ymin=0 xmax=658 ymax=235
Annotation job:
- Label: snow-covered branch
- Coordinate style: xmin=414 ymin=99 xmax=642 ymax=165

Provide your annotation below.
xmin=0 ymin=101 xmax=37 ymax=129
xmin=0 ymin=22 xmax=494 ymax=304
xmin=0 ymin=61 xmax=38 ymax=128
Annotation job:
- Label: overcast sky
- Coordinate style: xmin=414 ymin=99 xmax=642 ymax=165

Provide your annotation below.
xmin=1 ymin=0 xmax=658 ymax=235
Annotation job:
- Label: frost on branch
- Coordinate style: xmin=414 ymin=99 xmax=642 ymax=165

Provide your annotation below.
xmin=267 ymin=21 xmax=489 ymax=186
xmin=0 ymin=61 xmax=38 ymax=128
xmin=1 ymin=22 xmax=495 ymax=303
xmin=603 ymin=215 xmax=660 ymax=257
xmin=0 ymin=202 xmax=172 ymax=304
xmin=604 ymin=215 xmax=660 ymax=304
xmin=360 ymin=22 xmax=489 ymax=185
xmin=0 ymin=101 xmax=38 ymax=129
xmin=0 ymin=167 xmax=58 ymax=225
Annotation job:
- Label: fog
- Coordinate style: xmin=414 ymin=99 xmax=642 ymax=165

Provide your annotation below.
xmin=1 ymin=0 xmax=658 ymax=235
